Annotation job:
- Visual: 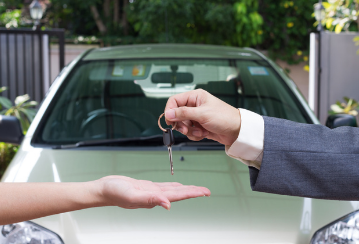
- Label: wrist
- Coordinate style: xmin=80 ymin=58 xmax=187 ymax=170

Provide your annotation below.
xmin=227 ymin=108 xmax=241 ymax=146
xmin=85 ymin=180 xmax=106 ymax=207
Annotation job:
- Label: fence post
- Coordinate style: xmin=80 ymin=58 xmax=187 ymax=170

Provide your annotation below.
xmin=0 ymin=28 xmax=65 ymax=103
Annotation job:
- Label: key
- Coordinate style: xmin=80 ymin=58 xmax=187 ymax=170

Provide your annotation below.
xmin=158 ymin=113 xmax=177 ymax=175
xmin=163 ymin=128 xmax=175 ymax=175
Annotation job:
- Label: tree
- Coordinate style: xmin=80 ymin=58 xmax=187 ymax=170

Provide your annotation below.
xmin=1 ymin=0 xmax=318 ymax=63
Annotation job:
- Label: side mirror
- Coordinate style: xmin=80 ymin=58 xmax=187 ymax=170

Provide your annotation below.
xmin=325 ymin=114 xmax=357 ymax=129
xmin=0 ymin=116 xmax=24 ymax=145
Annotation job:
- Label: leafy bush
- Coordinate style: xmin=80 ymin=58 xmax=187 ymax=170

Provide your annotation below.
xmin=1 ymin=94 xmax=38 ymax=133
xmin=2 ymin=0 xmax=318 ymax=63
xmin=0 ymin=87 xmax=37 ymax=178
xmin=329 ymin=97 xmax=359 ymax=116
xmin=318 ymin=0 xmax=359 ymax=33
xmin=0 ymin=9 xmax=21 ymax=28
xmin=0 ymin=142 xmax=18 ymax=177
xmin=259 ymin=0 xmax=317 ymax=64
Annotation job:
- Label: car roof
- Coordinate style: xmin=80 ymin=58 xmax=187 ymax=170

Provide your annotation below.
xmin=83 ymin=44 xmax=263 ymax=61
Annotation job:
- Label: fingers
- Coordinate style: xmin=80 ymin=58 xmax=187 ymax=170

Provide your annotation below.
xmin=164 ymin=89 xmax=208 ymax=126
xmin=165 ymin=106 xmax=203 ymax=123
xmin=155 ymin=182 xmax=183 ymax=187
xmin=175 ymin=121 xmax=209 ymax=140
xmin=165 ymin=89 xmax=206 ymax=111
xmin=100 ymin=176 xmax=210 ymax=211
xmin=129 ymin=185 xmax=210 ymax=210
xmin=130 ymin=192 xmax=171 ymax=210
xmin=163 ymin=186 xmax=211 ymax=202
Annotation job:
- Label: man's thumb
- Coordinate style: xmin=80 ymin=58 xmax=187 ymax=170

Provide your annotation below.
xmin=165 ymin=107 xmax=199 ymax=122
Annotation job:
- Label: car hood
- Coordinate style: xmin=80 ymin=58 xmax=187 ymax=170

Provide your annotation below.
xmin=3 ymin=143 xmax=357 ymax=244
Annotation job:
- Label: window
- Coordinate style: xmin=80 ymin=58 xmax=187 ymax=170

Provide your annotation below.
xmin=35 ymin=59 xmax=310 ymax=145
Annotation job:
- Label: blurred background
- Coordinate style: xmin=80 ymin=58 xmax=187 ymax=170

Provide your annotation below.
xmin=0 ymin=0 xmax=321 ymax=99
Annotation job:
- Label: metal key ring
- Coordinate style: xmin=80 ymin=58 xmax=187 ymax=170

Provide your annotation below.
xmin=158 ymin=113 xmax=177 ymax=132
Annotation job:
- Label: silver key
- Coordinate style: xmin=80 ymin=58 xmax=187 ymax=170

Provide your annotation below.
xmin=168 ymin=146 xmax=173 ymax=175
xmin=163 ymin=128 xmax=175 ymax=175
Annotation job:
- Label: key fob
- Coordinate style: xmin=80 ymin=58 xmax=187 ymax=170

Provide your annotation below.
xmin=163 ymin=128 xmax=175 ymax=147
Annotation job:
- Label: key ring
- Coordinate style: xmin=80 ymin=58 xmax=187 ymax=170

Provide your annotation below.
xmin=158 ymin=113 xmax=177 ymax=132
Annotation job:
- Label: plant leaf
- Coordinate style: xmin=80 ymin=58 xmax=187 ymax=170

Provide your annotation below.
xmin=18 ymin=108 xmax=37 ymax=122
xmin=331 ymin=104 xmax=344 ymax=113
xmin=326 ymin=18 xmax=335 ymax=29
xmin=4 ymin=107 xmax=14 ymax=116
xmin=21 ymin=101 xmax=38 ymax=108
xmin=14 ymin=94 xmax=30 ymax=106
xmin=335 ymin=23 xmax=344 ymax=33
xmin=322 ymin=2 xmax=331 ymax=9
xmin=349 ymin=110 xmax=358 ymax=116
xmin=0 ymin=96 xmax=12 ymax=109
xmin=344 ymin=96 xmax=350 ymax=103
xmin=0 ymin=87 xmax=7 ymax=93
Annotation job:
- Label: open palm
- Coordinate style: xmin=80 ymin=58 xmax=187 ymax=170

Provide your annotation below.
xmin=99 ymin=176 xmax=211 ymax=210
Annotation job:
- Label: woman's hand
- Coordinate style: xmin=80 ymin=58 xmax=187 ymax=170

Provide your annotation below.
xmin=98 ymin=175 xmax=211 ymax=210
xmin=0 ymin=177 xmax=210 ymax=225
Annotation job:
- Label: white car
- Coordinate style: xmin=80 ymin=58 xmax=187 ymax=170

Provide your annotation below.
xmin=0 ymin=44 xmax=357 ymax=244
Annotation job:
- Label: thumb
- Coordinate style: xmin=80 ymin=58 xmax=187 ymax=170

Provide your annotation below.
xmin=152 ymin=194 xmax=171 ymax=210
xmin=165 ymin=107 xmax=203 ymax=123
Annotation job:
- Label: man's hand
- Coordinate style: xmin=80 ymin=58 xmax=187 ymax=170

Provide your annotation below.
xmin=164 ymin=89 xmax=241 ymax=146
xmin=98 ymin=175 xmax=211 ymax=210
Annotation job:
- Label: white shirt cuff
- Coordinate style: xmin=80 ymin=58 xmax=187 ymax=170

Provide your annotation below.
xmin=225 ymin=108 xmax=264 ymax=170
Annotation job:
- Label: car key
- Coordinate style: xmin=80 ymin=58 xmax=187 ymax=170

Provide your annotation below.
xmin=163 ymin=128 xmax=175 ymax=175
xmin=158 ymin=113 xmax=177 ymax=175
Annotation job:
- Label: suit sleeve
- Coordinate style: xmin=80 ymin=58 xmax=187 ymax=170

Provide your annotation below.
xmin=250 ymin=116 xmax=359 ymax=200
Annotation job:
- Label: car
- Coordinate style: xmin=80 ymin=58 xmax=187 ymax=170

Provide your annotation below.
xmin=0 ymin=44 xmax=357 ymax=244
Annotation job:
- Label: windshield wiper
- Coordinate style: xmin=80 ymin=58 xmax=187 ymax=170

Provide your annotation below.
xmin=52 ymin=135 xmax=164 ymax=149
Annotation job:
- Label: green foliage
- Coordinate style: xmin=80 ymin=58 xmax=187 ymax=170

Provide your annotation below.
xmin=234 ymin=1 xmax=263 ymax=47
xmin=47 ymin=0 xmax=99 ymax=35
xmin=126 ymin=0 xmax=240 ymax=45
xmin=0 ymin=142 xmax=18 ymax=178
xmin=1 ymin=0 xmax=318 ymax=63
xmin=0 ymin=88 xmax=37 ymax=178
xmin=0 ymin=92 xmax=38 ymax=133
xmin=317 ymin=1 xmax=359 ymax=55
xmin=318 ymin=0 xmax=359 ymax=33
xmin=126 ymin=0 xmax=316 ymax=63
xmin=0 ymin=8 xmax=21 ymax=28
xmin=259 ymin=0 xmax=317 ymax=64
xmin=329 ymin=97 xmax=359 ymax=116
xmin=0 ymin=2 xmax=6 ymax=13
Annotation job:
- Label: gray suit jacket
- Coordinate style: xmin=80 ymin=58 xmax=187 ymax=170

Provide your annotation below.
xmin=249 ymin=116 xmax=359 ymax=200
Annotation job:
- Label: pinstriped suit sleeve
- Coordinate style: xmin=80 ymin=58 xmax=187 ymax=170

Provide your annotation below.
xmin=250 ymin=116 xmax=359 ymax=200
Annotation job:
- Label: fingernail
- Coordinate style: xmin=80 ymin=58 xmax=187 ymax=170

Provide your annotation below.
xmin=160 ymin=202 xmax=170 ymax=210
xmin=192 ymin=130 xmax=201 ymax=137
xmin=178 ymin=127 xmax=184 ymax=134
xmin=165 ymin=109 xmax=176 ymax=120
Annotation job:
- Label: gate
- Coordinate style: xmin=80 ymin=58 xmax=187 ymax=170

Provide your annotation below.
xmin=0 ymin=28 xmax=65 ymax=103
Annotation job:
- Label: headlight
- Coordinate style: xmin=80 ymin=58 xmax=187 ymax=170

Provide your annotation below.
xmin=0 ymin=221 xmax=63 ymax=244
xmin=311 ymin=210 xmax=359 ymax=244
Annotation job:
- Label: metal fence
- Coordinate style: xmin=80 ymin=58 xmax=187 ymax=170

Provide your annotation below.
xmin=0 ymin=28 xmax=64 ymax=104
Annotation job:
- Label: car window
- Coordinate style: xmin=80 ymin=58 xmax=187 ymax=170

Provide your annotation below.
xmin=35 ymin=59 xmax=310 ymax=145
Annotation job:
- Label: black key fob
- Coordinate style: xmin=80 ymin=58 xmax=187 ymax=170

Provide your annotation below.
xmin=163 ymin=128 xmax=175 ymax=147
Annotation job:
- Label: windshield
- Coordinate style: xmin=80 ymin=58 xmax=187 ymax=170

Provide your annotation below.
xmin=34 ymin=58 xmax=310 ymax=146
